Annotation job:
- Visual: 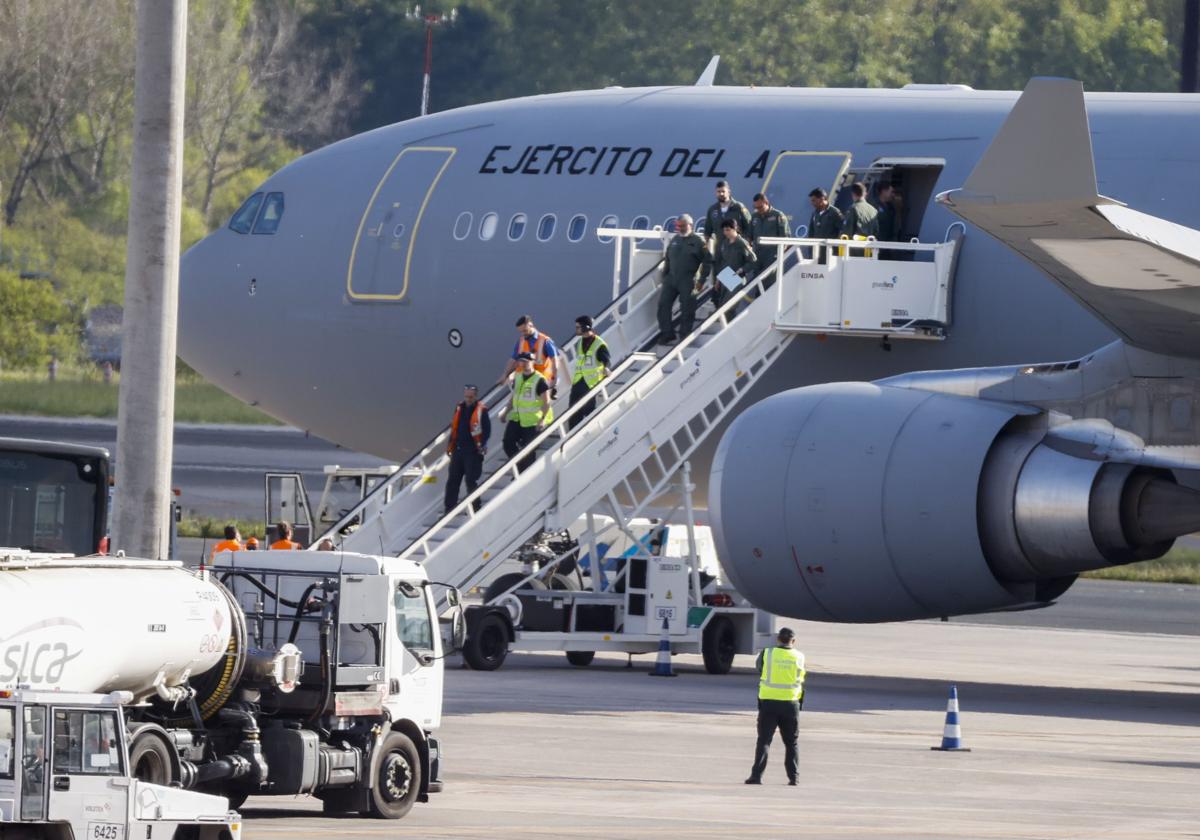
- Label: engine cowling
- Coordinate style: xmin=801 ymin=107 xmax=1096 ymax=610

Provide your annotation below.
xmin=710 ymin=382 xmax=1196 ymax=622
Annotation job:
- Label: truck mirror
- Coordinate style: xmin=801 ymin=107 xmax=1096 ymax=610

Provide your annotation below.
xmin=446 ymin=587 xmax=461 ymax=607
xmin=451 ymin=609 xmax=466 ymax=652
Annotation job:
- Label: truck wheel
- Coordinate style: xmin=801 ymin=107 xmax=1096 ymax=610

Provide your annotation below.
xmin=368 ymin=731 xmax=422 ymax=820
xmin=566 ymin=650 xmax=595 ymax=667
xmin=548 ymin=572 xmax=579 ymax=590
xmin=129 ymin=728 xmax=178 ymax=785
xmin=463 ymin=612 xmax=509 ymax=671
xmin=702 ymin=616 xmax=737 ymax=675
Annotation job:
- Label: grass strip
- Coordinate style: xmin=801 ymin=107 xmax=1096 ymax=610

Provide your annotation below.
xmin=1082 ymin=547 xmax=1200 ymax=585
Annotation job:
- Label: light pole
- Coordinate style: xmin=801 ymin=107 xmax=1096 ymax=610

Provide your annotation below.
xmin=408 ymin=6 xmax=457 ymax=116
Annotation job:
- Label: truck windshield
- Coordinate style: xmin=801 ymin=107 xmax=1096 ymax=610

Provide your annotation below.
xmin=0 ymin=445 xmax=108 ymax=554
xmin=0 ymin=706 xmax=13 ymax=779
xmin=394 ymin=588 xmax=433 ymax=652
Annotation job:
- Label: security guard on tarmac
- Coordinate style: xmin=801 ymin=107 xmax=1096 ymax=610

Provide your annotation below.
xmin=745 ymin=627 xmax=805 ymax=786
xmin=503 ymin=351 xmax=552 ymax=472
xmin=568 ymin=315 xmax=610 ymax=430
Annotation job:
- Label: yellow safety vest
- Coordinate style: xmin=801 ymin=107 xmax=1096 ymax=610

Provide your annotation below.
xmin=758 ymin=646 xmax=805 ymax=701
xmin=511 ymin=372 xmax=552 ymax=428
xmin=572 ymin=335 xmax=608 ymax=387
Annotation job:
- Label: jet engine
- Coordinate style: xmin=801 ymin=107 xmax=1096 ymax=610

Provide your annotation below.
xmin=709 ymin=382 xmax=1200 ymax=622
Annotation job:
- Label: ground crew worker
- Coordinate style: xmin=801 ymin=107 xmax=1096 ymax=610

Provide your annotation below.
xmin=502 ymin=352 xmax=552 ymax=472
xmin=745 ymin=627 xmax=805 ymax=786
xmin=704 ymin=180 xmax=752 ymax=249
xmin=748 ymin=193 xmax=789 ymax=283
xmin=568 ymin=315 xmax=610 ymax=430
xmin=711 ymin=219 xmax=757 ymax=309
xmin=657 ymin=214 xmax=711 ymax=345
xmin=500 ymin=315 xmax=565 ymax=397
xmin=210 ymin=524 xmax=242 ymax=560
xmin=841 ymin=181 xmax=878 ymax=241
xmin=270 ymin=521 xmax=302 ymax=550
xmin=245 ymin=536 xmax=259 ymax=551
xmin=445 ymin=384 xmax=491 ymax=513
xmin=807 ymin=187 xmax=843 ymax=263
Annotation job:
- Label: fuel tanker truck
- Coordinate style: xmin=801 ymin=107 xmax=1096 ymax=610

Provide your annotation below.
xmin=0 ymin=548 xmax=463 ymax=820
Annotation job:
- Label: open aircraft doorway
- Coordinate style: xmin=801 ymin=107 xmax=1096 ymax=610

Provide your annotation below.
xmin=346 ymin=145 xmax=456 ymax=302
xmin=835 ymin=157 xmax=946 ymax=241
xmin=759 ymin=151 xmax=852 ymax=235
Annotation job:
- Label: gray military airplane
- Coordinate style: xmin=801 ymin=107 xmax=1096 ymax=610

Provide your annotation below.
xmin=179 ymin=73 xmax=1200 ymax=622
xmin=711 ymin=78 xmax=1200 ymax=622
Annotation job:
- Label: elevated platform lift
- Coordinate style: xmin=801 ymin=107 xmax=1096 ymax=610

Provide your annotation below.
xmin=314 ymin=226 xmax=961 ymax=671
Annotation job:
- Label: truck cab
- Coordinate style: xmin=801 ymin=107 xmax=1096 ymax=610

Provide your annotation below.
xmin=0 ymin=688 xmax=239 ymax=839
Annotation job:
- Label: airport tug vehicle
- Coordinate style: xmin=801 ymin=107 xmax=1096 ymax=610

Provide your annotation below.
xmin=0 ymin=549 xmax=463 ymax=826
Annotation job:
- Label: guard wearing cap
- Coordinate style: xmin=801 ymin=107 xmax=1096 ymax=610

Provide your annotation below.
xmin=445 ymin=384 xmax=491 ymax=514
xmin=745 ymin=627 xmax=806 ymax=786
xmin=503 ymin=351 xmax=552 ymax=472
xmin=658 ymin=214 xmax=711 ymax=345
xmin=568 ymin=315 xmax=610 ymax=430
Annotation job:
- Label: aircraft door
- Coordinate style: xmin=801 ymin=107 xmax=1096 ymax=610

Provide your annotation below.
xmin=347 ymin=146 xmax=456 ymax=302
xmin=759 ymin=151 xmax=852 ymax=236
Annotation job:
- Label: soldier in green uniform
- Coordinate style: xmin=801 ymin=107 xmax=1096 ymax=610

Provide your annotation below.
xmin=704 ymin=180 xmax=752 ymax=251
xmin=874 ymin=182 xmax=901 ymax=241
xmin=807 ymin=187 xmax=843 ymax=263
xmin=658 ymin=214 xmax=712 ymax=345
xmin=711 ymin=219 xmax=757 ymax=308
xmin=841 ymin=181 xmax=878 ymax=239
xmin=749 ymin=193 xmax=789 ymax=288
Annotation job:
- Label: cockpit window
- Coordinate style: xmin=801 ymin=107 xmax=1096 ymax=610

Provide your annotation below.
xmin=228 ymin=192 xmax=263 ymax=234
xmin=252 ymin=192 xmax=285 ymax=235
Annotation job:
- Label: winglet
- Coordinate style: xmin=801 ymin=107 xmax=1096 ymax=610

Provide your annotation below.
xmin=695 ymin=55 xmax=720 ymax=86
xmin=960 ymin=77 xmax=1099 ymax=204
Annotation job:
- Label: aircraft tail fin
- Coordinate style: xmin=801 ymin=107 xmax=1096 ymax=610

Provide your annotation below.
xmin=695 ymin=56 xmax=720 ymax=87
xmin=961 ymin=77 xmax=1098 ymax=204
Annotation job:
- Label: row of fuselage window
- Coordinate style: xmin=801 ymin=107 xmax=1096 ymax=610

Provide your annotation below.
xmin=453 ymin=211 xmax=810 ymax=244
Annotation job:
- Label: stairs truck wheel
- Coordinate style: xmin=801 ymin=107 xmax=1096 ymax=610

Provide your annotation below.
xmin=483 ymin=573 xmax=546 ymax=603
xmin=368 ymin=731 xmax=422 ymax=820
xmin=566 ymin=650 xmax=595 ymax=667
xmin=548 ymin=573 xmax=580 ymax=591
xmin=702 ymin=616 xmax=737 ymax=675
xmin=128 ymin=726 xmax=178 ymax=786
xmin=463 ymin=612 xmax=510 ymax=671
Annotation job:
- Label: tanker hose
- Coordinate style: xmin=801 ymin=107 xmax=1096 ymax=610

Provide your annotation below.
xmin=286 ymin=582 xmax=327 ymax=645
xmin=308 ymin=615 xmax=333 ymax=725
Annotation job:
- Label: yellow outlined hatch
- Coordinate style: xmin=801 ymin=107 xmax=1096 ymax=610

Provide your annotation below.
xmin=760 ymin=151 xmax=852 ymax=213
xmin=347 ymin=146 xmax=456 ymax=301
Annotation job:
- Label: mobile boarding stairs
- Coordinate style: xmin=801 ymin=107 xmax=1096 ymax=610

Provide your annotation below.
xmin=312 ymin=227 xmax=962 ymax=671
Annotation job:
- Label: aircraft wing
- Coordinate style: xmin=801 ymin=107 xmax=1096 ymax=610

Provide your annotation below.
xmin=938 ymin=77 xmax=1200 ymax=359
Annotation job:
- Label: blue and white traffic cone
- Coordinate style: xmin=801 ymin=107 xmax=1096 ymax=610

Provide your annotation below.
xmin=931 ymin=685 xmax=971 ymax=751
xmin=648 ymin=616 xmax=676 ymax=677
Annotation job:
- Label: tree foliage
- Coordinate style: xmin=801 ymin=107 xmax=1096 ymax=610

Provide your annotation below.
xmin=0 ymin=269 xmax=79 ymax=367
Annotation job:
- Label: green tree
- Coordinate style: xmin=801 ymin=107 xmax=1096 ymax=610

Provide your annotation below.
xmin=0 ymin=269 xmax=79 ymax=368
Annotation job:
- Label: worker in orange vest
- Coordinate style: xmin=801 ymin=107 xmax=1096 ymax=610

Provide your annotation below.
xmin=270 ymin=521 xmax=302 ymax=550
xmin=245 ymin=536 xmax=260 ymax=550
xmin=210 ymin=525 xmax=242 ymax=559
xmin=498 ymin=315 xmax=565 ymax=398
xmin=445 ymin=384 xmax=491 ymax=514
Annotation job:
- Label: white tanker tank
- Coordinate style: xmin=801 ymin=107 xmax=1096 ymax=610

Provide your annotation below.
xmin=0 ymin=552 xmax=239 ymax=703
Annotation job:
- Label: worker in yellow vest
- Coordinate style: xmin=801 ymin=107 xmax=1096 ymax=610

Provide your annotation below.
xmin=209 ymin=524 xmax=242 ymax=560
xmin=568 ymin=315 xmax=611 ymax=430
xmin=745 ymin=627 xmax=805 ymax=786
xmin=502 ymin=352 xmax=552 ymax=473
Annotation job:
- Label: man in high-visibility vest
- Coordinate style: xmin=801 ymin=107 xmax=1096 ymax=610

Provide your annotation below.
xmin=270 ymin=521 xmax=302 ymax=550
xmin=745 ymin=627 xmax=805 ymax=786
xmin=502 ymin=352 xmax=552 ymax=473
xmin=567 ymin=315 xmax=610 ymax=430
xmin=445 ymin=384 xmax=491 ymax=514
xmin=210 ymin=524 xmax=242 ymax=560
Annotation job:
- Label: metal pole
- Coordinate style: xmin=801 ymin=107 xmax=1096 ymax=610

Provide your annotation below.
xmin=1184 ymin=0 xmax=1199 ymax=93
xmin=680 ymin=462 xmax=702 ymax=606
xmin=112 ymin=0 xmax=188 ymax=560
xmin=420 ymin=18 xmax=434 ymax=116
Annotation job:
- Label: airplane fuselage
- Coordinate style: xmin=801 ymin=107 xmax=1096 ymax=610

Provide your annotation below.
xmin=178 ymin=85 xmax=1200 ymax=470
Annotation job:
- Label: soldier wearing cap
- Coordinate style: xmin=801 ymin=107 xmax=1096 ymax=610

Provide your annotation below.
xmin=445 ymin=384 xmax=491 ymax=513
xmin=745 ymin=626 xmax=806 ymax=786
xmin=568 ymin=315 xmax=610 ymax=430
xmin=503 ymin=351 xmax=552 ymax=472
xmin=658 ymin=214 xmax=711 ymax=345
